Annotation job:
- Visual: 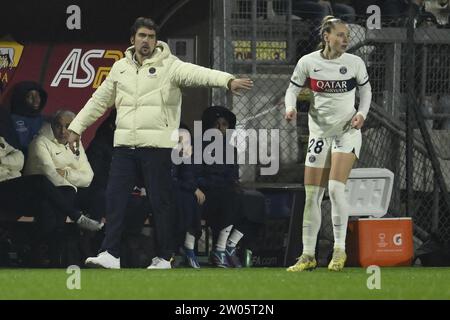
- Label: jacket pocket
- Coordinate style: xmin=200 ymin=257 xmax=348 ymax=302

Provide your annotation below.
xmin=160 ymin=86 xmax=181 ymax=128
xmin=159 ymin=90 xmax=170 ymax=127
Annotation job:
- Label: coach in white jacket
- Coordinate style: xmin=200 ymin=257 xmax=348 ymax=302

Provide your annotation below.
xmin=67 ymin=17 xmax=253 ymax=269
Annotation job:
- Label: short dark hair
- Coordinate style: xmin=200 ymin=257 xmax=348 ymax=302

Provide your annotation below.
xmin=130 ymin=17 xmax=159 ymax=38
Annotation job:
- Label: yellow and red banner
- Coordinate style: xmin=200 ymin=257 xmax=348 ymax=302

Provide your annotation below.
xmin=0 ymin=40 xmax=128 ymax=144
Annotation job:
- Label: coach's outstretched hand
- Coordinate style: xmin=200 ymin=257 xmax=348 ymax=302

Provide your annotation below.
xmin=229 ymin=78 xmax=253 ymax=95
xmin=67 ymin=130 xmax=81 ymax=155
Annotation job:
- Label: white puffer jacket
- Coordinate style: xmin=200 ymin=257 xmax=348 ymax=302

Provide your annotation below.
xmin=69 ymin=41 xmax=235 ymax=148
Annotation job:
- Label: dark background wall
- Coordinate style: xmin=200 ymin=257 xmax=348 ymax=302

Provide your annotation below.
xmin=0 ymin=0 xmax=213 ymax=130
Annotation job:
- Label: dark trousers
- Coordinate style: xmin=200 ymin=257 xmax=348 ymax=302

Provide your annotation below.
xmin=175 ymin=187 xmax=203 ymax=246
xmin=0 ymin=175 xmax=81 ymax=266
xmin=77 ymin=187 xmax=106 ymax=221
xmin=332 ymin=3 xmax=355 ymax=23
xmin=203 ymin=188 xmax=265 ymax=248
xmin=203 ymin=188 xmax=243 ymax=243
xmin=101 ymin=147 xmax=176 ymax=260
xmin=382 ymin=0 xmax=409 ymax=18
xmin=0 ymin=175 xmax=80 ymax=229
xmin=293 ymin=1 xmax=329 ymax=21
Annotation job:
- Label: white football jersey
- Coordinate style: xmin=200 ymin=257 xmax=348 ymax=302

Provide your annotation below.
xmin=290 ymin=50 xmax=369 ymax=137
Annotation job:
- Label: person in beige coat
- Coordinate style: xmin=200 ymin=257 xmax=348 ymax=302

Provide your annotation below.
xmin=25 ymin=110 xmax=102 ymax=230
xmin=68 ymin=17 xmax=253 ymax=269
xmin=0 ymin=135 xmax=102 ymax=266
xmin=25 ymin=110 xmax=94 ymax=191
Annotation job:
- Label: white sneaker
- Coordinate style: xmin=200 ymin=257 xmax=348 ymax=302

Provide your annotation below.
xmin=77 ymin=214 xmax=104 ymax=232
xmin=85 ymin=251 xmax=120 ymax=269
xmin=147 ymin=257 xmax=172 ymax=269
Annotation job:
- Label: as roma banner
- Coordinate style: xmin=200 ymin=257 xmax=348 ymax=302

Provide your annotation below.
xmin=0 ymin=39 xmax=24 ymax=93
xmin=0 ymin=40 xmax=128 ymax=145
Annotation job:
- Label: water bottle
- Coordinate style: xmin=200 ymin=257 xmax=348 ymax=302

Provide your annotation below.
xmin=244 ymin=249 xmax=253 ymax=267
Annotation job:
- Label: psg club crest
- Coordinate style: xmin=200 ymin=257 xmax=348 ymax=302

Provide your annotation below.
xmin=148 ymin=67 xmax=157 ymax=77
xmin=340 ymin=66 xmax=347 ymax=74
xmin=309 ymin=155 xmax=316 ymax=163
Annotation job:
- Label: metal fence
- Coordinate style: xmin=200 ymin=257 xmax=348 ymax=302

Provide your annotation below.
xmin=211 ymin=0 xmax=450 ymax=252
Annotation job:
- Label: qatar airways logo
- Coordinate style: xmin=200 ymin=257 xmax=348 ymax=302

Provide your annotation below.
xmin=310 ymin=78 xmax=355 ymax=93
xmin=317 ymin=80 xmax=347 ymax=90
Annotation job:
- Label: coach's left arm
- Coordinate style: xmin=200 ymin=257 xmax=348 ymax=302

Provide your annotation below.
xmin=169 ymin=59 xmax=234 ymax=90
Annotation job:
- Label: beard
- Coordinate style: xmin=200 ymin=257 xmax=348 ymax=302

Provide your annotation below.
xmin=139 ymin=46 xmax=153 ymax=59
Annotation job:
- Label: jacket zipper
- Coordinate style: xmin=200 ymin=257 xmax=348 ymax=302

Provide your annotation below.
xmin=133 ymin=65 xmax=139 ymax=145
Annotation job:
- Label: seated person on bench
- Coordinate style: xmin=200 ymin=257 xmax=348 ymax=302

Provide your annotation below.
xmin=0 ymin=135 xmax=103 ymax=266
xmin=199 ymin=106 xmax=265 ymax=268
xmin=24 ymin=110 xmax=101 ymax=228
xmin=172 ymin=123 xmax=205 ymax=268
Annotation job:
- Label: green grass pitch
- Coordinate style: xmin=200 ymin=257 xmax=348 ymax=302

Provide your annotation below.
xmin=0 ymin=267 xmax=449 ymax=300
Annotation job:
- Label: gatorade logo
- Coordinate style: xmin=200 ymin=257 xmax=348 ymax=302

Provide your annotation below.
xmin=393 ymin=233 xmax=402 ymax=246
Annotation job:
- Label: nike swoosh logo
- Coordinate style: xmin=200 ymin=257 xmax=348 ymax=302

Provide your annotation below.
xmin=56 ymin=152 xmax=62 ymax=155
xmin=314 ymin=68 xmax=322 ymax=72
xmin=120 ymin=70 xmax=126 ymax=74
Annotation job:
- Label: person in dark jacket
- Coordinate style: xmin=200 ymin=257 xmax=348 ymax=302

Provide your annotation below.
xmin=9 ymin=81 xmax=48 ymax=156
xmin=199 ymin=106 xmax=266 ymax=268
xmin=172 ymin=123 xmax=205 ymax=268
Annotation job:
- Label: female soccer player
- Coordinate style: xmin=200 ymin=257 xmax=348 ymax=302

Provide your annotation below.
xmin=284 ymin=16 xmax=372 ymax=271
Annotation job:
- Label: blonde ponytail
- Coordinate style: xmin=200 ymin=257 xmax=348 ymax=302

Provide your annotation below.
xmin=318 ymin=15 xmax=344 ymax=51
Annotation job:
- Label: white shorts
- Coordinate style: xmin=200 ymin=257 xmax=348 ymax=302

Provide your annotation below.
xmin=305 ymin=128 xmax=362 ymax=168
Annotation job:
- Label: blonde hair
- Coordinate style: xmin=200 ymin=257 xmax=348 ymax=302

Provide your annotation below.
xmin=318 ymin=16 xmax=346 ymax=51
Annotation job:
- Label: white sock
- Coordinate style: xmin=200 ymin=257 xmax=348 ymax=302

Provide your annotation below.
xmin=302 ymin=185 xmax=325 ymax=256
xmin=216 ymin=225 xmax=233 ymax=251
xmin=226 ymin=229 xmax=244 ymax=248
xmin=184 ymin=232 xmax=196 ymax=250
xmin=328 ymin=180 xmax=349 ymax=251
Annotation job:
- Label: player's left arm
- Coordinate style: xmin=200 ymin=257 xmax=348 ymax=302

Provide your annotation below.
xmin=352 ymin=58 xmax=372 ymax=129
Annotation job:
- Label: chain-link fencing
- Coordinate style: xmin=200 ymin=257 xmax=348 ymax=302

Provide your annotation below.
xmin=211 ymin=0 xmax=450 ymax=259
